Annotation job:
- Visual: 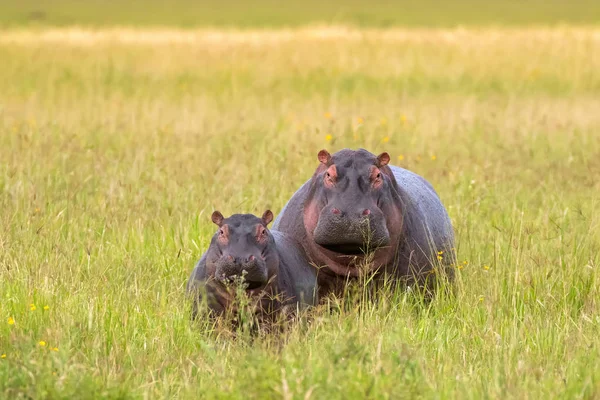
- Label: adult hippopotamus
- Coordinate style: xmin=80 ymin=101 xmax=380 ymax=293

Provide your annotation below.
xmin=187 ymin=210 xmax=318 ymax=321
xmin=273 ymin=148 xmax=455 ymax=295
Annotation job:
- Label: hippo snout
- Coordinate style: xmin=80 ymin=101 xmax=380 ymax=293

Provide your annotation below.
xmin=313 ymin=206 xmax=390 ymax=254
xmin=214 ymin=255 xmax=268 ymax=289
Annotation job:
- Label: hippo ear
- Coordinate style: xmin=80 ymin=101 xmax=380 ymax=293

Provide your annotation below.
xmin=377 ymin=152 xmax=390 ymax=167
xmin=211 ymin=211 xmax=224 ymax=227
xmin=318 ymin=149 xmax=332 ymax=165
xmin=261 ymin=210 xmax=274 ymax=226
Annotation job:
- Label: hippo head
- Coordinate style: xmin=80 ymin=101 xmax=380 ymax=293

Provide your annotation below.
xmin=206 ymin=210 xmax=279 ymax=290
xmin=303 ymin=149 xmax=403 ymax=275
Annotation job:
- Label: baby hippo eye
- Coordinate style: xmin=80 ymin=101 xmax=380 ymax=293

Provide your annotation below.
xmin=376 ymin=173 xmax=381 ymax=179
xmin=218 ymin=229 xmax=224 ymax=236
xmin=258 ymin=227 xmax=268 ymax=239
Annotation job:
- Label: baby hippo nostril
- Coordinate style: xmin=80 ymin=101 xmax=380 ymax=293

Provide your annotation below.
xmin=247 ymin=255 xmax=255 ymax=262
xmin=226 ymin=255 xmax=234 ymax=262
xmin=362 ymin=209 xmax=371 ymax=216
xmin=332 ymin=208 xmax=341 ymax=215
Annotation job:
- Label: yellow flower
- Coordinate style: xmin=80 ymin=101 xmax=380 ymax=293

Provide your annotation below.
xmin=457 ymin=265 xmax=464 ymax=270
xmin=1 ymin=354 xmax=6 ymax=359
xmin=437 ymin=255 xmax=443 ymax=260
xmin=7 ymin=317 xmax=14 ymax=325
xmin=357 ymin=117 xmax=364 ymax=124
xmin=479 ymin=296 xmax=484 ymax=302
xmin=43 ymin=305 xmax=49 ymax=311
xmin=437 ymin=251 xmax=444 ymax=255
xmin=324 ymin=112 xmax=332 ymax=119
xmin=483 ymin=265 xmax=490 ymax=270
xmin=39 ymin=341 xmax=46 ymax=347
xmin=380 ymin=118 xmax=387 ymax=126
xmin=397 ymin=154 xmax=405 ymax=161
xmin=325 ymin=134 xmax=333 ymax=142
xmin=382 ymin=136 xmax=390 ymax=143
xmin=51 ymin=347 xmax=59 ymax=352
xmin=30 ymin=304 xmax=36 ymax=311
xmin=400 ymin=114 xmax=408 ymax=125
xmin=431 ymin=155 xmax=437 ymax=161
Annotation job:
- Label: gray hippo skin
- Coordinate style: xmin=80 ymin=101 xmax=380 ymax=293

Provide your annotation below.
xmin=273 ymin=148 xmax=455 ymax=296
xmin=187 ymin=210 xmax=318 ymax=320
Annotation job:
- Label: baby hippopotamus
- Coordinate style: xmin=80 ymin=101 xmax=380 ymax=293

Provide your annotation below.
xmin=186 ymin=210 xmax=318 ymax=322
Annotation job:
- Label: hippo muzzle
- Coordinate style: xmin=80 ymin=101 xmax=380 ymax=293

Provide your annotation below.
xmin=214 ymin=255 xmax=268 ymax=290
xmin=313 ymin=205 xmax=391 ymax=255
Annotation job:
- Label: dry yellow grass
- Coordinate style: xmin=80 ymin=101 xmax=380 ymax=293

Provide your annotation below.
xmin=0 ymin=26 xmax=599 ymax=45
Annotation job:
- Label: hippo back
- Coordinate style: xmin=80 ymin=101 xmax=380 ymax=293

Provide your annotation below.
xmin=389 ymin=165 xmax=455 ymax=255
xmin=187 ymin=253 xmax=207 ymax=294
xmin=273 ymin=181 xmax=309 ymax=229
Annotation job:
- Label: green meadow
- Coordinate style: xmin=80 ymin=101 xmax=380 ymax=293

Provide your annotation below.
xmin=1 ymin=2 xmax=600 ymax=398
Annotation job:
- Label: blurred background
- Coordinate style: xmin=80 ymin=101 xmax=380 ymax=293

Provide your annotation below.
xmin=2 ymin=0 xmax=599 ymax=28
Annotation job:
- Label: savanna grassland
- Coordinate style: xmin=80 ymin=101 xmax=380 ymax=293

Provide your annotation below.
xmin=1 ymin=6 xmax=600 ymax=399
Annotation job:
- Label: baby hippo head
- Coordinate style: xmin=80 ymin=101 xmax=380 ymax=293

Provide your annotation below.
xmin=206 ymin=210 xmax=278 ymax=290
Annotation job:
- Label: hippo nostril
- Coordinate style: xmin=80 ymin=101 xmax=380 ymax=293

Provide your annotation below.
xmin=226 ymin=255 xmax=234 ymax=262
xmin=247 ymin=255 xmax=255 ymax=262
xmin=332 ymin=208 xmax=341 ymax=215
xmin=362 ymin=209 xmax=371 ymax=216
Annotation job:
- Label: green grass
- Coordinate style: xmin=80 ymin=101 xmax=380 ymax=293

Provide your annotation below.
xmin=1 ymin=26 xmax=600 ymax=398
xmin=1 ymin=0 xmax=600 ymax=28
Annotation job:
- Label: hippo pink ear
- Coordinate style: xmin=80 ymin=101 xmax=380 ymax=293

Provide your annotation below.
xmin=377 ymin=152 xmax=390 ymax=167
xmin=318 ymin=149 xmax=332 ymax=165
xmin=261 ymin=210 xmax=274 ymax=226
xmin=211 ymin=211 xmax=224 ymax=227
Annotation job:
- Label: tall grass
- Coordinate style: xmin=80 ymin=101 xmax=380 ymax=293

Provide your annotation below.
xmin=1 ymin=27 xmax=599 ymax=398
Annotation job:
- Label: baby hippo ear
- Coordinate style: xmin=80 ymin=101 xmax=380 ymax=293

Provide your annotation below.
xmin=261 ymin=210 xmax=274 ymax=226
xmin=211 ymin=211 xmax=224 ymax=227
xmin=377 ymin=152 xmax=390 ymax=167
xmin=318 ymin=149 xmax=332 ymax=165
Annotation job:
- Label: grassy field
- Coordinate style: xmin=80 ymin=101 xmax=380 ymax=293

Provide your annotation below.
xmin=1 ymin=20 xmax=600 ymax=400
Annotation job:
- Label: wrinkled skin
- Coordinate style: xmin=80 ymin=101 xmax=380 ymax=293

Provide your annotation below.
xmin=273 ymin=148 xmax=455 ymax=295
xmin=187 ymin=211 xmax=318 ymax=320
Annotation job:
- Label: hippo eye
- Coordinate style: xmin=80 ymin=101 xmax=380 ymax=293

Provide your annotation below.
xmin=324 ymin=170 xmax=335 ymax=186
xmin=258 ymin=227 xmax=268 ymax=240
xmin=218 ymin=229 xmax=224 ymax=236
xmin=372 ymin=171 xmax=383 ymax=188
